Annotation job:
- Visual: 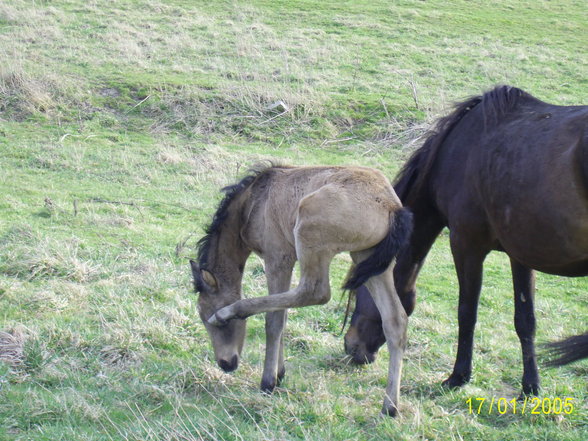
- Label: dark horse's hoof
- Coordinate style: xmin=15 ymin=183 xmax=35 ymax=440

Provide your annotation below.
xmin=442 ymin=373 xmax=470 ymax=389
xmin=519 ymin=384 xmax=540 ymax=399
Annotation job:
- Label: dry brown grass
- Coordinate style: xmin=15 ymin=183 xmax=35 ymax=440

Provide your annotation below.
xmin=0 ymin=326 xmax=27 ymax=367
xmin=0 ymin=69 xmax=55 ymax=116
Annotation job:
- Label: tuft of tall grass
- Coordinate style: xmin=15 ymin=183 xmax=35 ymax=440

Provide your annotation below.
xmin=0 ymin=69 xmax=55 ymax=117
xmin=0 ymin=327 xmax=27 ymax=368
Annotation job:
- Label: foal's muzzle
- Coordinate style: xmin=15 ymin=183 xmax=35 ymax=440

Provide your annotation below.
xmin=218 ymin=355 xmax=239 ymax=372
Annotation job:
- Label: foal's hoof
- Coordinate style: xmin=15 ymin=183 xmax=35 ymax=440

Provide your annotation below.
xmin=208 ymin=307 xmax=233 ymax=326
xmin=260 ymin=379 xmax=276 ymax=394
xmin=277 ymin=366 xmax=286 ymax=385
xmin=381 ymin=404 xmax=399 ymax=417
xmin=207 ymin=313 xmax=228 ymax=327
xmin=261 ymin=368 xmax=286 ymax=393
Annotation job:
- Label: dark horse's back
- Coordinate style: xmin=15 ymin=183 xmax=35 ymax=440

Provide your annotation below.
xmin=428 ymin=88 xmax=588 ymax=276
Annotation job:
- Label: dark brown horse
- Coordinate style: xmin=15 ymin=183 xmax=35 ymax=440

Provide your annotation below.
xmin=344 ymin=85 xmax=588 ymax=394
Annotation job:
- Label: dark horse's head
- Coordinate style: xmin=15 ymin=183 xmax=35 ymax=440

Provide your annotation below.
xmin=343 ymin=216 xmax=421 ymax=363
xmin=344 ymin=285 xmax=386 ymax=364
xmin=344 ymin=267 xmax=417 ymax=364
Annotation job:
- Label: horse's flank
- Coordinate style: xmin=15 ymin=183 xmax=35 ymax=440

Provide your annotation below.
xmin=197 ymin=164 xmax=401 ymax=264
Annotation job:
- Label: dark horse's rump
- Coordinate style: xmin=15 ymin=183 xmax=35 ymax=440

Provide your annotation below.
xmin=344 ymin=85 xmax=588 ymax=389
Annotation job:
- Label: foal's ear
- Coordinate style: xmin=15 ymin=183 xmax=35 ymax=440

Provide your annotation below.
xmin=189 ymin=259 xmax=218 ymax=292
xmin=201 ymin=269 xmax=218 ymax=289
xmin=189 ymin=259 xmax=206 ymax=292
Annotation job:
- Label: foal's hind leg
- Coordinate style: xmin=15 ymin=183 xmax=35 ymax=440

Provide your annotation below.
xmin=511 ymin=259 xmax=539 ymax=396
xmin=353 ymin=251 xmax=408 ymax=417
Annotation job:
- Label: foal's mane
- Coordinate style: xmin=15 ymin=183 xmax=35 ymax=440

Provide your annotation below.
xmin=394 ymin=85 xmax=528 ymax=203
xmin=196 ymin=162 xmax=284 ymax=268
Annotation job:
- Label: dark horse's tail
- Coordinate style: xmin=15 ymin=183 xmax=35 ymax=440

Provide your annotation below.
xmin=544 ymin=332 xmax=588 ymax=367
xmin=343 ymin=208 xmax=413 ymax=290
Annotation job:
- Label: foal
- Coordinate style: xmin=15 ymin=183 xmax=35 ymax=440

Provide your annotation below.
xmin=190 ymin=164 xmax=412 ymax=416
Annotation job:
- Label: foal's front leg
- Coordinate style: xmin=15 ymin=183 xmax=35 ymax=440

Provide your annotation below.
xmin=262 ymin=310 xmax=287 ymax=392
xmin=209 ymin=252 xmax=332 ymax=393
xmin=261 ymin=260 xmax=294 ymax=393
xmin=208 ymin=251 xmax=333 ymax=325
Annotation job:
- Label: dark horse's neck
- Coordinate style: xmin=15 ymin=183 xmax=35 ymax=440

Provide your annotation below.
xmin=392 ymin=177 xmax=445 ymax=315
xmin=390 ymin=90 xmax=492 ymax=312
xmin=391 ymin=86 xmax=531 ymax=313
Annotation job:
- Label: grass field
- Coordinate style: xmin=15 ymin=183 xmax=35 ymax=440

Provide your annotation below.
xmin=1 ymin=0 xmax=587 ymax=439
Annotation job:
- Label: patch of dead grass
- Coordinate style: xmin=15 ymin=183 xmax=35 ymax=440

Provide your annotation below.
xmin=0 ymin=326 xmax=27 ymax=367
xmin=0 ymin=69 xmax=55 ymax=116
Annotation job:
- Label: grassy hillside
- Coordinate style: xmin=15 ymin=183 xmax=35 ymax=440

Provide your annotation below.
xmin=1 ymin=0 xmax=587 ymax=440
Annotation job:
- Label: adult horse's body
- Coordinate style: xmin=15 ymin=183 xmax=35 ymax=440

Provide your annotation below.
xmin=344 ymin=86 xmax=588 ymax=394
xmin=191 ymin=164 xmax=412 ymax=416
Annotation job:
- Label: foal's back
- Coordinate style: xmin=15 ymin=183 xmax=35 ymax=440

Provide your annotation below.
xmin=242 ymin=166 xmax=401 ymax=256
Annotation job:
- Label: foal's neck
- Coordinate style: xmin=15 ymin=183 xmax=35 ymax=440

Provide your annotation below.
xmin=207 ymin=194 xmax=251 ymax=281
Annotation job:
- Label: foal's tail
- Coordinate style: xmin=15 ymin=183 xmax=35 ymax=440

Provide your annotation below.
xmin=544 ymin=332 xmax=588 ymax=367
xmin=343 ymin=208 xmax=413 ymax=290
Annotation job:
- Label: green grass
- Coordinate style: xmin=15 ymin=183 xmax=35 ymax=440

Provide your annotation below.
xmin=1 ymin=0 xmax=587 ymax=439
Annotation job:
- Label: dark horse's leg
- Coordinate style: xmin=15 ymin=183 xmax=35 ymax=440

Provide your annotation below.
xmin=511 ymin=259 xmax=539 ymax=395
xmin=443 ymin=232 xmax=489 ymax=388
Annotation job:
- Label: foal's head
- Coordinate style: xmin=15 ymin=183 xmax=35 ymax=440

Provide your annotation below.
xmin=190 ymin=260 xmax=246 ymax=372
xmin=190 ymin=173 xmax=260 ymax=373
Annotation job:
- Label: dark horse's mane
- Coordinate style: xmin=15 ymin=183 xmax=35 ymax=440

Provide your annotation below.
xmin=196 ymin=162 xmax=285 ymax=268
xmin=394 ymin=85 xmax=528 ymax=203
